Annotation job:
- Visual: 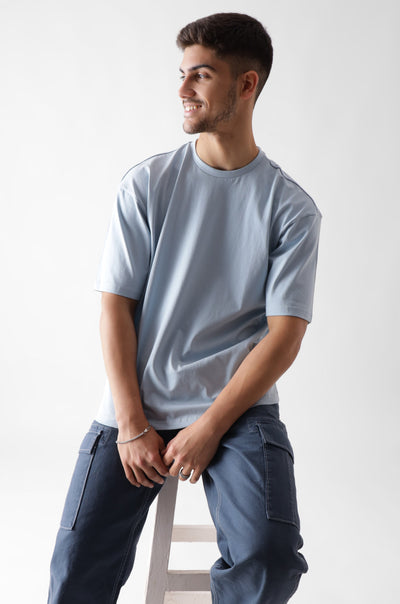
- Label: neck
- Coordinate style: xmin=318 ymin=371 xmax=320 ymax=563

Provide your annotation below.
xmin=195 ymin=129 xmax=258 ymax=171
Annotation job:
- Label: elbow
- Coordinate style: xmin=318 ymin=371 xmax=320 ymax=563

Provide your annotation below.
xmin=287 ymin=335 xmax=303 ymax=365
xmin=267 ymin=315 xmax=308 ymax=367
xmin=279 ymin=324 xmax=308 ymax=370
xmin=286 ymin=323 xmax=307 ymax=365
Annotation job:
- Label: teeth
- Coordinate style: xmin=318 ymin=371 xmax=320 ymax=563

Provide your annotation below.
xmin=185 ymin=105 xmax=201 ymax=111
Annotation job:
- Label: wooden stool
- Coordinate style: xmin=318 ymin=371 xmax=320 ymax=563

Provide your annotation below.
xmin=145 ymin=476 xmax=217 ymax=604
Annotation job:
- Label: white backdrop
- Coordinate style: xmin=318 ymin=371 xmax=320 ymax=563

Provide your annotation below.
xmin=1 ymin=0 xmax=399 ymax=602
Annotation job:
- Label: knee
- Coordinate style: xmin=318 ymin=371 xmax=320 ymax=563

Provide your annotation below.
xmin=210 ymin=522 xmax=308 ymax=602
xmin=243 ymin=521 xmax=308 ymax=578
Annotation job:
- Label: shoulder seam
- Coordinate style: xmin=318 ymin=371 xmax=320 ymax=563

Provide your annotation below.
xmin=265 ymin=156 xmax=319 ymax=209
xmin=120 ymin=143 xmax=190 ymax=182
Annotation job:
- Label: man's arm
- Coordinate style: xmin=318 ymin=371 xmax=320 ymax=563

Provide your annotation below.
xmin=162 ymin=315 xmax=308 ymax=483
xmin=99 ymin=292 xmax=169 ymax=488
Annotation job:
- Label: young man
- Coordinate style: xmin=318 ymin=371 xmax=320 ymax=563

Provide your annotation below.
xmin=48 ymin=12 xmax=321 ymax=604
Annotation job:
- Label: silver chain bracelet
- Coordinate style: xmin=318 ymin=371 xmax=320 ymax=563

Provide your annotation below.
xmin=115 ymin=425 xmax=152 ymax=445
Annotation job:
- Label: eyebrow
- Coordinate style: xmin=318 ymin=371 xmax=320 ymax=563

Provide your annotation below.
xmin=179 ymin=63 xmax=217 ymax=74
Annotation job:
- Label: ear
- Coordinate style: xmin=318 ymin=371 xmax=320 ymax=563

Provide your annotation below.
xmin=239 ymin=70 xmax=259 ymax=101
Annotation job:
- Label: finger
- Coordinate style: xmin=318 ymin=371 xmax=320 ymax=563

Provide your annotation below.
xmin=123 ymin=464 xmax=140 ymax=488
xmin=179 ymin=467 xmax=193 ymax=482
xmin=167 ymin=460 xmax=181 ymax=477
xmin=153 ymin=461 xmax=170 ymax=477
xmin=145 ymin=449 xmax=170 ymax=477
xmin=162 ymin=447 xmax=174 ymax=467
xmin=143 ymin=466 xmax=165 ymax=485
xmin=133 ymin=468 xmax=155 ymax=489
xmin=152 ymin=454 xmax=170 ymax=477
xmin=190 ymin=469 xmax=201 ymax=484
xmin=163 ymin=455 xmax=177 ymax=472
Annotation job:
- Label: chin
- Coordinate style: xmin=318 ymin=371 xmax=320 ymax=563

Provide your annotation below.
xmin=183 ymin=118 xmax=211 ymax=135
xmin=183 ymin=122 xmax=201 ymax=135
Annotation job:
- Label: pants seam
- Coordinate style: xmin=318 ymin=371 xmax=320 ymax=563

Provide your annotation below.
xmin=109 ymin=487 xmax=154 ymax=603
xmin=210 ymin=479 xmax=223 ymax=604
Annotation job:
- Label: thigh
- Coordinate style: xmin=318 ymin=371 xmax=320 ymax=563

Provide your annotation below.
xmin=49 ymin=421 xmax=166 ymax=603
xmin=59 ymin=421 xmax=158 ymax=532
xmin=202 ymin=405 xmax=303 ymax=562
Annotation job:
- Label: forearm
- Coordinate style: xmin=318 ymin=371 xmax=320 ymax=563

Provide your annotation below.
xmin=99 ymin=295 xmax=147 ymax=434
xmin=199 ymin=317 xmax=307 ymax=437
xmin=163 ymin=317 xmax=307 ymax=484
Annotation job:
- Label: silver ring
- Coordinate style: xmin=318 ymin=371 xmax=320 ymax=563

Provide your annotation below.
xmin=179 ymin=468 xmax=191 ymax=481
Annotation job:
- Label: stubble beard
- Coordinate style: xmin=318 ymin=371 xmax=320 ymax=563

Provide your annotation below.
xmin=183 ymin=84 xmax=238 ymax=135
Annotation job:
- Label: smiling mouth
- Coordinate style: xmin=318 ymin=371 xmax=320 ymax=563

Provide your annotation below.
xmin=183 ymin=104 xmax=203 ymax=115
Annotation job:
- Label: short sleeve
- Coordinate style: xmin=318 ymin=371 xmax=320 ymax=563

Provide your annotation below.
xmin=265 ymin=212 xmax=321 ymax=323
xmin=95 ymin=184 xmax=151 ymax=300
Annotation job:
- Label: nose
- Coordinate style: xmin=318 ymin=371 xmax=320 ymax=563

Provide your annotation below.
xmin=178 ymin=77 xmax=195 ymax=99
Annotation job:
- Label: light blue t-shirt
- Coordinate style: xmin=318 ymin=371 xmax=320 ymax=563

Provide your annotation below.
xmin=95 ymin=140 xmax=321 ymax=429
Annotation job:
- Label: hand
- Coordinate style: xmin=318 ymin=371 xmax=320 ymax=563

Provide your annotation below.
xmin=162 ymin=419 xmax=221 ymax=484
xmin=117 ymin=428 xmax=170 ymax=488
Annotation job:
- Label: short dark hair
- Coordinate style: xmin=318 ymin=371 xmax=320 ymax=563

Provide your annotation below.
xmin=176 ymin=12 xmax=273 ymax=103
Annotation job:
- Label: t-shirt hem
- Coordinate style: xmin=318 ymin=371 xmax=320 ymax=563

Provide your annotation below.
xmin=94 ymin=411 xmax=118 ymax=429
xmin=95 ymin=400 xmax=279 ymax=431
xmin=94 ymin=283 xmax=142 ymax=300
xmin=145 ymin=400 xmax=280 ymax=430
xmin=266 ymin=305 xmax=312 ymax=323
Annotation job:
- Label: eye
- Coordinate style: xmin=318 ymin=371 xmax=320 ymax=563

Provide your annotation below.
xmin=179 ymin=72 xmax=209 ymax=82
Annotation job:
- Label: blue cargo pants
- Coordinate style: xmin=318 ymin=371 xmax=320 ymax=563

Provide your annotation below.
xmin=48 ymin=405 xmax=308 ymax=603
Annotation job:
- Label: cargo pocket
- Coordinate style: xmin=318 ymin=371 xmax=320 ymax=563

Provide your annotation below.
xmin=60 ymin=428 xmax=103 ymax=530
xmin=256 ymin=421 xmax=300 ymax=529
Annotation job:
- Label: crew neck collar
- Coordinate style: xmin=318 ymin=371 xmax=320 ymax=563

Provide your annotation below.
xmin=190 ymin=140 xmax=264 ymax=178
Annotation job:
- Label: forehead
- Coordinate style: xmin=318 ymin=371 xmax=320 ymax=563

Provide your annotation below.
xmin=179 ymin=44 xmax=230 ymax=74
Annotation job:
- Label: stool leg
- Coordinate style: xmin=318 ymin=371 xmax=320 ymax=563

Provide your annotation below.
xmin=145 ymin=477 xmax=179 ymax=604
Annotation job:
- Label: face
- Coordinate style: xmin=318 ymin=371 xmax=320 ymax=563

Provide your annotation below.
xmin=179 ymin=45 xmax=239 ymax=135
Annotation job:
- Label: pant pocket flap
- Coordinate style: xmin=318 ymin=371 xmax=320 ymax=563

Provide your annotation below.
xmin=79 ymin=430 xmax=102 ymax=454
xmin=256 ymin=422 xmax=294 ymax=462
xmin=60 ymin=430 xmax=103 ymax=530
xmin=256 ymin=422 xmax=300 ymax=528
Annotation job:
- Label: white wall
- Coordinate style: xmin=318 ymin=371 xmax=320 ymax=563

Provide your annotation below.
xmin=1 ymin=0 xmax=399 ymax=602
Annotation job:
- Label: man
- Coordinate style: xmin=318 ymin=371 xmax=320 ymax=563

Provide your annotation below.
xmin=48 ymin=12 xmax=321 ymax=604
